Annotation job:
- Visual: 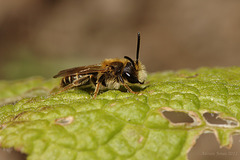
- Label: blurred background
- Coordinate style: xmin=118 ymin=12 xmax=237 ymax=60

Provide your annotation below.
xmin=1 ymin=1 xmax=240 ymax=159
xmin=1 ymin=0 xmax=240 ymax=80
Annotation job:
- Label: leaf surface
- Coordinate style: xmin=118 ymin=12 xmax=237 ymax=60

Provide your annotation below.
xmin=1 ymin=67 xmax=240 ymax=160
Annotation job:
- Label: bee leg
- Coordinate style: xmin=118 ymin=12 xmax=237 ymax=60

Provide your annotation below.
xmin=55 ymin=75 xmax=90 ymax=94
xmin=118 ymin=75 xmax=138 ymax=94
xmin=93 ymin=74 xmax=105 ymax=99
xmin=93 ymin=82 xmax=101 ymax=99
xmin=55 ymin=84 xmax=75 ymax=94
xmin=122 ymin=83 xmax=138 ymax=94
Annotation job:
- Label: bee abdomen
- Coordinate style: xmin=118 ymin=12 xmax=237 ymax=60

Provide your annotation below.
xmin=61 ymin=75 xmax=78 ymax=87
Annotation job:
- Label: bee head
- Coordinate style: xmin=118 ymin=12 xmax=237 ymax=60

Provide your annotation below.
xmin=122 ymin=32 xmax=147 ymax=84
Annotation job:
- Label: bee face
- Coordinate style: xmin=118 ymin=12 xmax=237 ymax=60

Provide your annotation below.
xmin=122 ymin=62 xmax=139 ymax=83
xmin=122 ymin=60 xmax=147 ymax=84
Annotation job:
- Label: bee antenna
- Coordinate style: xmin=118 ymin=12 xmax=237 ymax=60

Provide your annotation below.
xmin=136 ymin=32 xmax=140 ymax=64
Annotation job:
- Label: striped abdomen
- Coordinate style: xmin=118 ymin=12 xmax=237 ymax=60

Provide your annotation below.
xmin=60 ymin=73 xmax=98 ymax=87
xmin=61 ymin=74 xmax=81 ymax=87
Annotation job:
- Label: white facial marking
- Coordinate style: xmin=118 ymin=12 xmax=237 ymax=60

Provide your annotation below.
xmin=138 ymin=63 xmax=147 ymax=83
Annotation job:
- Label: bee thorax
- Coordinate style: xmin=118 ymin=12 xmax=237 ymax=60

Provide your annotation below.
xmin=105 ymin=80 xmax=120 ymax=89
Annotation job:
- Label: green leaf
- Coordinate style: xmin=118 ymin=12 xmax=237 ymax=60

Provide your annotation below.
xmin=1 ymin=67 xmax=240 ymax=160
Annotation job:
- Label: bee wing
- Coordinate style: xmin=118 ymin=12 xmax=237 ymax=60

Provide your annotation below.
xmin=53 ymin=64 xmax=106 ymax=78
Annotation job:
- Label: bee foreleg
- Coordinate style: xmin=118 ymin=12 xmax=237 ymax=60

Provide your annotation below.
xmin=118 ymin=75 xmax=138 ymax=94
xmin=56 ymin=75 xmax=90 ymax=94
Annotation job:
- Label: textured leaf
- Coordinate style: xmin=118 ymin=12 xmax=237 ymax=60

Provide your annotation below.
xmin=0 ymin=67 xmax=240 ymax=160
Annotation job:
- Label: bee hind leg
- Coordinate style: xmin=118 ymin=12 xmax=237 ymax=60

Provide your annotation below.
xmin=93 ymin=74 xmax=106 ymax=99
xmin=93 ymin=82 xmax=101 ymax=99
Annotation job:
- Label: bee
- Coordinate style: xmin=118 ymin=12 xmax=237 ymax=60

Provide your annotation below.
xmin=53 ymin=33 xmax=147 ymax=99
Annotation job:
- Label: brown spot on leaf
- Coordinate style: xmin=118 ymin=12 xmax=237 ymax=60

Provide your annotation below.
xmin=178 ymin=73 xmax=199 ymax=78
xmin=185 ymin=74 xmax=199 ymax=79
xmin=0 ymin=124 xmax=7 ymax=130
xmin=110 ymin=103 xmax=116 ymax=107
xmin=12 ymin=111 xmax=28 ymax=121
xmin=138 ymin=136 xmax=144 ymax=143
xmin=55 ymin=116 xmax=74 ymax=126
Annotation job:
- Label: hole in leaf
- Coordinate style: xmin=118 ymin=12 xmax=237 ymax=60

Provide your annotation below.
xmin=203 ymin=112 xmax=238 ymax=127
xmin=188 ymin=133 xmax=240 ymax=160
xmin=162 ymin=110 xmax=194 ymax=123
xmin=0 ymin=148 xmax=26 ymax=160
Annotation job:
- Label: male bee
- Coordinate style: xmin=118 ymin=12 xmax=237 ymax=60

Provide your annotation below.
xmin=53 ymin=33 xmax=147 ymax=98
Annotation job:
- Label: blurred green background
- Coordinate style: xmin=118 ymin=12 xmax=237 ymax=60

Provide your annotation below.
xmin=1 ymin=0 xmax=240 ymax=80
